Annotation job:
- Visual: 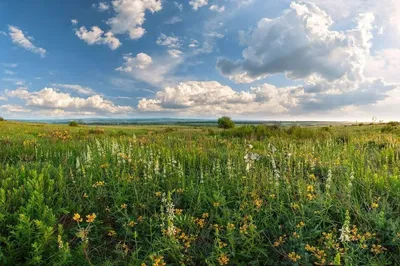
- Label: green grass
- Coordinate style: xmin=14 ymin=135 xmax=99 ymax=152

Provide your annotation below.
xmin=0 ymin=121 xmax=399 ymax=265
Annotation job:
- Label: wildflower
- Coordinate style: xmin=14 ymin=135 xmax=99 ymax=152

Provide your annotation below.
xmin=274 ymin=235 xmax=287 ymax=247
xmin=339 ymin=210 xmax=351 ymax=243
xmin=213 ymin=202 xmax=220 ymax=207
xmin=296 ymin=221 xmax=305 ymax=229
xmin=307 ymin=185 xmax=314 ymax=192
xmin=307 ymin=193 xmax=315 ymax=201
xmin=73 ymin=213 xmax=83 ymax=222
xmin=121 ymin=203 xmax=127 ymax=209
xmin=155 ymin=192 xmax=162 ymax=197
xmin=370 ymin=244 xmax=387 ymax=255
xmin=288 ymin=252 xmax=301 ymax=262
xmin=217 ymin=254 xmax=229 ymax=265
xmin=269 ymin=194 xmax=276 ymax=199
xmin=128 ymin=220 xmax=136 ymax=227
xmin=253 ymin=198 xmax=263 ymax=209
xmin=92 ymin=181 xmax=105 ymax=188
xmin=175 ymin=209 xmax=183 ymax=215
xmin=151 ymin=255 xmax=166 ymax=266
xmin=291 ymin=203 xmax=300 ymax=210
xmin=218 ymin=240 xmax=228 ymax=249
xmin=86 ymin=213 xmax=97 ymax=223
xmin=176 ymin=188 xmax=184 ymax=194
xmin=227 ymin=223 xmax=235 ymax=230
xmin=138 ymin=216 xmax=143 ymax=222
xmin=309 ymin=174 xmax=316 ymax=180
xmin=371 ymin=202 xmax=379 ymax=209
xmin=292 ymin=232 xmax=300 ymax=239
xmin=83 ymin=193 xmax=89 ymax=199
xmin=108 ymin=230 xmax=116 ymax=237
xmin=202 ymin=213 xmax=209 ymax=219
xmin=105 ymin=206 xmax=111 ymax=212
xmin=195 ymin=218 xmax=206 ymax=228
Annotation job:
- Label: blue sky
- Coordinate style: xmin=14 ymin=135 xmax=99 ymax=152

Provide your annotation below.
xmin=1 ymin=0 xmax=400 ymax=121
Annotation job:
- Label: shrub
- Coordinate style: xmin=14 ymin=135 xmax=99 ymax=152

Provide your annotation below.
xmin=68 ymin=121 xmax=79 ymax=127
xmin=217 ymin=116 xmax=235 ymax=129
xmin=0 ymin=117 xmax=4 ymax=121
xmin=88 ymin=128 xmax=105 ymax=134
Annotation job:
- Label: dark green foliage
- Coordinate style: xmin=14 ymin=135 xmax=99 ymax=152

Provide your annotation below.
xmin=217 ymin=116 xmax=235 ymax=129
xmin=68 ymin=121 xmax=79 ymax=127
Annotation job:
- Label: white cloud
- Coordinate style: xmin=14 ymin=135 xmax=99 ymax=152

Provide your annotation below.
xmin=116 ymin=51 xmax=184 ymax=86
xmin=4 ymin=70 xmax=15 ymax=75
xmin=8 ymin=25 xmax=46 ymax=57
xmin=96 ymin=2 xmax=110 ymax=11
xmin=188 ymin=39 xmax=199 ymax=48
xmin=51 ymin=84 xmax=97 ymax=95
xmin=165 ymin=16 xmax=183 ymax=25
xmin=107 ymin=0 xmax=162 ymax=40
xmin=209 ymin=5 xmax=225 ymax=13
xmin=365 ymin=49 xmax=400 ymax=83
xmin=167 ymin=49 xmax=183 ymax=58
xmin=0 ymin=96 xmax=7 ymax=101
xmin=137 ymin=81 xmax=304 ymax=115
xmin=207 ymin=32 xmax=224 ymax=38
xmin=71 ymin=19 xmax=78 ymax=25
xmin=217 ymin=2 xmax=375 ymax=85
xmin=75 ymin=26 xmax=121 ymax=50
xmin=0 ymin=104 xmax=29 ymax=113
xmin=7 ymin=87 xmax=133 ymax=114
xmin=156 ymin=34 xmax=182 ymax=48
xmin=0 ymin=31 xmax=7 ymax=36
xmin=116 ymin=53 xmax=153 ymax=71
xmin=189 ymin=0 xmax=208 ymax=10
xmin=174 ymin=1 xmax=183 ymax=11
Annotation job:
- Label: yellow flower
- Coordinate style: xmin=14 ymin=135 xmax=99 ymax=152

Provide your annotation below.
xmin=151 ymin=255 xmax=166 ymax=266
xmin=227 ymin=223 xmax=235 ymax=230
xmin=213 ymin=202 xmax=220 ymax=207
xmin=108 ymin=230 xmax=116 ymax=237
xmin=176 ymin=188 xmax=184 ymax=194
xmin=202 ymin=213 xmax=209 ymax=219
xmin=307 ymin=193 xmax=315 ymax=201
xmin=307 ymin=185 xmax=314 ymax=192
xmin=371 ymin=202 xmax=379 ymax=209
xmin=128 ymin=220 xmax=136 ymax=227
xmin=155 ymin=192 xmax=162 ymax=197
xmin=370 ymin=244 xmax=387 ymax=254
xmin=121 ymin=203 xmax=127 ymax=209
xmin=217 ymin=254 xmax=229 ymax=265
xmin=291 ymin=203 xmax=300 ymax=210
xmin=73 ymin=213 xmax=82 ymax=222
xmin=175 ymin=209 xmax=183 ymax=215
xmin=269 ymin=194 xmax=276 ymax=199
xmin=253 ymin=198 xmax=263 ymax=209
xmin=292 ymin=232 xmax=300 ymax=239
xmin=309 ymin=174 xmax=316 ymax=180
xmin=273 ymin=235 xmax=286 ymax=247
xmin=288 ymin=252 xmax=301 ymax=262
xmin=83 ymin=193 xmax=89 ymax=198
xmin=296 ymin=221 xmax=305 ymax=228
xmin=86 ymin=213 xmax=97 ymax=223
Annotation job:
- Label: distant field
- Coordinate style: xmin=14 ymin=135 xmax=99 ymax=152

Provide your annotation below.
xmin=0 ymin=121 xmax=399 ymax=265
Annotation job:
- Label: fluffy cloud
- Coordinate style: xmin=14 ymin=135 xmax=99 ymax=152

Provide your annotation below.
xmin=156 ymin=34 xmax=182 ymax=48
xmin=116 ymin=52 xmax=184 ymax=86
xmin=6 ymin=87 xmax=133 ymax=114
xmin=8 ymin=25 xmax=46 ymax=57
xmin=95 ymin=2 xmax=110 ymax=11
xmin=0 ymin=104 xmax=29 ymax=113
xmin=173 ymin=1 xmax=183 ymax=12
xmin=217 ymin=2 xmax=375 ymax=84
xmin=71 ymin=19 xmax=78 ymax=25
xmin=209 ymin=5 xmax=225 ymax=13
xmin=189 ymin=0 xmax=208 ymax=10
xmin=365 ymin=49 xmax=400 ymax=83
xmin=137 ymin=81 xmax=304 ymax=115
xmin=107 ymin=0 xmax=162 ymax=39
xmin=51 ymin=84 xmax=96 ymax=95
xmin=75 ymin=26 xmax=121 ymax=50
xmin=116 ymin=53 xmax=153 ymax=72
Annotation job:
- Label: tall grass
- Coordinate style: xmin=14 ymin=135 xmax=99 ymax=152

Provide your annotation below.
xmin=0 ymin=122 xmax=399 ymax=265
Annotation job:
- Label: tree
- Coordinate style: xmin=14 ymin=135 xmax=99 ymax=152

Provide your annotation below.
xmin=69 ymin=121 xmax=79 ymax=127
xmin=0 ymin=117 xmax=4 ymax=121
xmin=217 ymin=116 xmax=235 ymax=129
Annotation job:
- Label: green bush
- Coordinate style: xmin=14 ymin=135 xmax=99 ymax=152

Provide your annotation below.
xmin=68 ymin=121 xmax=79 ymax=127
xmin=217 ymin=116 xmax=235 ymax=129
xmin=0 ymin=117 xmax=4 ymax=121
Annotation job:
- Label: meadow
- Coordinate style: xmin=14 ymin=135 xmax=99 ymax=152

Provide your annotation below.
xmin=0 ymin=121 xmax=399 ymax=265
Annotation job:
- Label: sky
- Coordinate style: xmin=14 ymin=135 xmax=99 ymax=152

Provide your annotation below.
xmin=1 ymin=0 xmax=400 ymax=121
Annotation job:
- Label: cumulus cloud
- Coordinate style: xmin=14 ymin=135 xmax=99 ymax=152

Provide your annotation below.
xmin=75 ymin=26 xmax=121 ymax=50
xmin=209 ymin=5 xmax=225 ymax=13
xmin=156 ymin=34 xmax=182 ymax=48
xmin=8 ymin=25 xmax=46 ymax=57
xmin=116 ymin=53 xmax=153 ymax=72
xmin=71 ymin=19 xmax=78 ymax=25
xmin=189 ymin=0 xmax=208 ymax=10
xmin=107 ymin=0 xmax=162 ymax=39
xmin=6 ymin=87 xmax=133 ymax=114
xmin=217 ymin=2 xmax=375 ymax=84
xmin=95 ymin=2 xmax=110 ymax=11
xmin=137 ymin=81 xmax=304 ymax=115
xmin=116 ymin=52 xmax=184 ymax=86
xmin=51 ymin=84 xmax=96 ymax=95
xmin=365 ymin=49 xmax=400 ymax=83
xmin=0 ymin=104 xmax=29 ymax=113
